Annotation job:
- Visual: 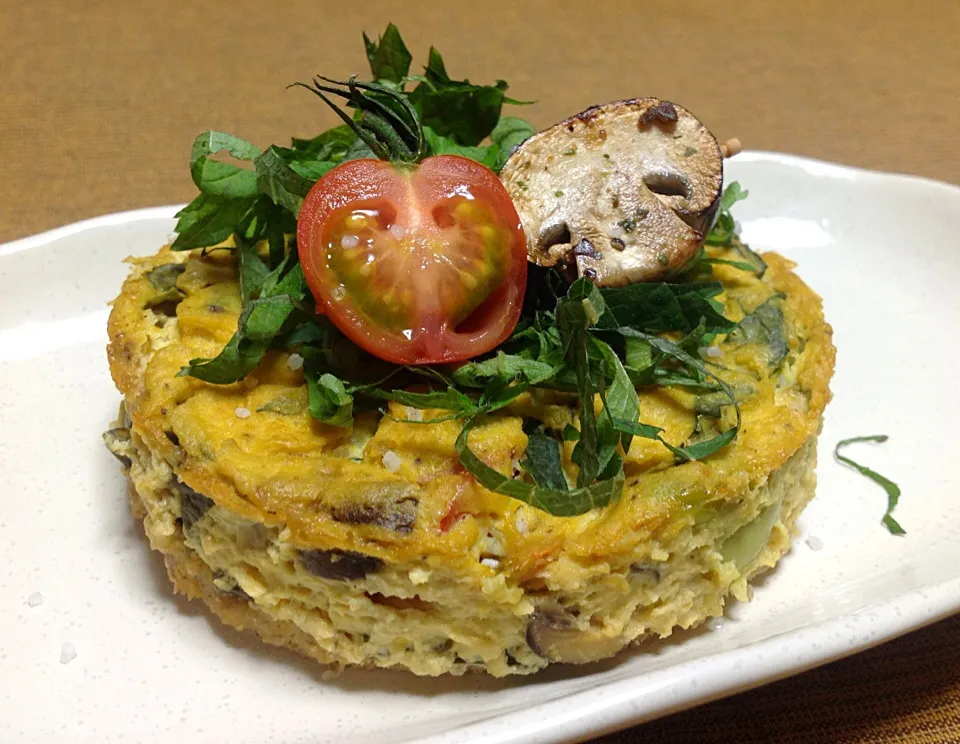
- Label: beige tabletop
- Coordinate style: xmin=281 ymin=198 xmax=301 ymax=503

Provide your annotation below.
xmin=3 ymin=0 xmax=959 ymax=741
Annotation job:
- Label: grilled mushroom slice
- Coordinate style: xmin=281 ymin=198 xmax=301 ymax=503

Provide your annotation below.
xmin=500 ymin=98 xmax=723 ymax=286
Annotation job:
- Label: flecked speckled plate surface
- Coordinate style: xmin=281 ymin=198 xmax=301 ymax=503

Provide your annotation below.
xmin=2 ymin=153 xmax=959 ymax=743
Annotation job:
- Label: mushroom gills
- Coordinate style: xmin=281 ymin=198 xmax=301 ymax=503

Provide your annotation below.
xmin=500 ymin=98 xmax=724 ymax=286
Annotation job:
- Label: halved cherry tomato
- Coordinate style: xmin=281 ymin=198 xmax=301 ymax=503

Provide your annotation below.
xmin=297 ymin=155 xmax=527 ymax=365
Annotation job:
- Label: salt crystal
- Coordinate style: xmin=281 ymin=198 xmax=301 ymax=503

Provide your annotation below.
xmin=27 ymin=592 xmax=44 ymax=607
xmin=708 ymin=617 xmax=726 ymax=631
xmin=381 ymin=450 xmax=402 ymax=473
xmin=700 ymin=346 xmax=723 ymax=359
xmin=805 ymin=536 xmax=824 ymax=551
xmin=480 ymin=557 xmax=500 ymax=569
xmin=235 ymin=407 xmax=251 ymax=419
xmin=389 ymin=224 xmax=406 ymax=240
xmin=406 ymin=407 xmax=423 ymax=422
xmin=340 ymin=235 xmax=360 ymax=249
xmin=60 ymin=642 xmax=77 ymax=665
xmin=286 ymin=353 xmax=304 ymax=371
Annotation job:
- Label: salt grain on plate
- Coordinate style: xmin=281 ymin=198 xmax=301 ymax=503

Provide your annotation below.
xmin=406 ymin=407 xmax=423 ymax=422
xmin=381 ymin=450 xmax=402 ymax=472
xmin=27 ymin=592 xmax=44 ymax=607
xmin=286 ymin=353 xmax=304 ymax=371
xmin=235 ymin=407 xmax=251 ymax=419
xmin=60 ymin=642 xmax=77 ymax=665
xmin=805 ymin=536 xmax=824 ymax=551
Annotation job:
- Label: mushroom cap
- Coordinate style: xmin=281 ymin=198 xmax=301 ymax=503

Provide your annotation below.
xmin=500 ymin=98 xmax=723 ymax=286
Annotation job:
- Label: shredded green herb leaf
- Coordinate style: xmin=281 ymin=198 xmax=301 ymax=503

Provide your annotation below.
xmin=170 ymin=25 xmax=534 ymax=253
xmin=455 ymin=419 xmax=624 ymax=517
xmin=730 ymin=295 xmax=789 ymax=368
xmin=834 ymin=435 xmax=905 ymax=535
xmin=171 ymin=24 xmax=762 ymax=518
xmin=521 ymin=429 xmax=569 ymax=491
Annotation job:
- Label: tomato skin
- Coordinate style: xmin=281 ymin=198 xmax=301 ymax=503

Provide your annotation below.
xmin=297 ymin=156 xmax=527 ymax=365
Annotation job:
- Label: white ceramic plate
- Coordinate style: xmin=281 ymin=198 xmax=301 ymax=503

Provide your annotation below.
xmin=2 ymin=152 xmax=959 ymax=744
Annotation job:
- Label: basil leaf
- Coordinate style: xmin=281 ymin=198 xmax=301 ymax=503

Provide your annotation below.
xmin=423 ymin=127 xmax=499 ymax=169
xmin=189 ymin=131 xmax=261 ymax=198
xmin=265 ymin=141 xmax=340 ymax=184
xmin=451 ymin=351 xmax=558 ymax=388
xmin=478 ymin=379 xmax=528 ymax=413
xmin=834 ymin=435 xmax=905 ymax=535
xmin=178 ymin=332 xmax=259 ymax=384
xmin=612 ymin=419 xmax=664 ymax=440
xmin=522 ymin=431 xmax=568 ymax=491
xmin=705 ymin=181 xmax=749 ymax=249
xmin=562 ymin=424 xmax=580 ymax=442
xmin=254 ymin=146 xmax=315 ymax=216
xmin=731 ymin=295 xmax=788 ymax=368
xmin=694 ymin=384 xmax=754 ymax=417
xmin=556 ymin=279 xmax=607 ymax=487
xmin=661 ymin=426 xmax=738 ymax=462
xmin=290 ymin=125 xmax=356 ymax=160
xmin=278 ymin=318 xmax=329 ymax=348
xmin=178 ymin=295 xmax=295 ymax=383
xmin=307 ymin=372 xmax=355 ymax=427
xmin=171 ymin=193 xmax=257 ymax=251
xmin=363 ymin=23 xmax=412 ymax=84
xmin=408 ymin=47 xmax=511 ymax=145
xmin=624 ymin=336 xmax=653 ymax=371
xmin=594 ymin=338 xmax=640 ymax=454
xmin=191 ymin=131 xmax=261 ymax=163
xmin=423 ymin=46 xmax=449 ymax=80
xmin=263 ymin=259 xmax=306 ymax=299
xmin=491 ymin=116 xmax=536 ymax=172
xmin=237 ymin=237 xmax=270 ymax=303
xmin=597 ymin=282 xmax=735 ymax=334
xmin=731 ymin=239 xmax=768 ymax=276
xmin=677 ymin=318 xmax=711 ymax=358
xmin=619 ymin=328 xmax=741 ymax=461
xmin=341 ymin=136 xmax=378 ymax=162
xmin=285 ymin=158 xmax=337 ymax=182
xmin=455 ymin=419 xmax=624 ymax=517
xmin=238 ymin=195 xmax=296 ymax=267
xmin=180 ymin=255 xmax=304 ymax=383
xmin=720 ymin=181 xmax=749 ymax=211
xmin=367 ymin=386 xmax=476 ymax=414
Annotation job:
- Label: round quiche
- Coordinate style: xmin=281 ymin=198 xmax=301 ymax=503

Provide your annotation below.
xmin=105 ymin=235 xmax=834 ymax=676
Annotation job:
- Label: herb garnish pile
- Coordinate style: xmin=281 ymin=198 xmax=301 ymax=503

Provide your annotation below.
xmin=170 ymin=25 xmax=758 ymax=517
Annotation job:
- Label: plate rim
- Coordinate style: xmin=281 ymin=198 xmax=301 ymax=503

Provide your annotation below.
xmin=4 ymin=150 xmax=959 ymax=744
xmin=416 ymin=579 xmax=960 ymax=744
